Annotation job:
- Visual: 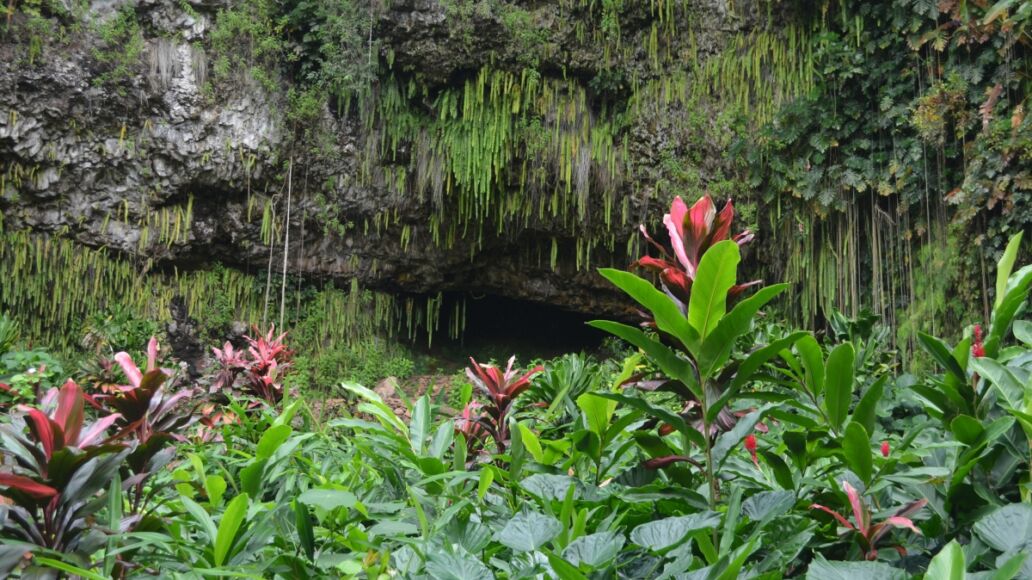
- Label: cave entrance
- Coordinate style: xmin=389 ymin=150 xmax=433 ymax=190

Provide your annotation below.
xmin=418 ymin=292 xmax=607 ymax=369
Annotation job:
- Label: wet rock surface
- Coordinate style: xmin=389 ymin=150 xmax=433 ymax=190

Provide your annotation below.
xmin=0 ymin=0 xmax=769 ymax=321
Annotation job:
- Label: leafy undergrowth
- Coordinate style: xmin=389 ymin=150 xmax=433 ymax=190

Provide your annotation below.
xmin=0 ymin=196 xmax=1030 ymax=578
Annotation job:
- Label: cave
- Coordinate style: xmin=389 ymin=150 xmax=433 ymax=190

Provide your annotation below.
xmin=419 ymin=292 xmax=609 ymax=366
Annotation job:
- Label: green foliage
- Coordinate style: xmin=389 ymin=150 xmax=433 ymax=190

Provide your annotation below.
xmin=88 ymin=6 xmax=145 ymax=93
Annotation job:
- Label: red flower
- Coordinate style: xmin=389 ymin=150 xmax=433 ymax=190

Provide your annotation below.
xmin=744 ymin=434 xmax=759 ymax=467
xmin=972 ymin=324 xmax=985 ymax=358
xmin=881 ymin=441 xmax=890 ymax=458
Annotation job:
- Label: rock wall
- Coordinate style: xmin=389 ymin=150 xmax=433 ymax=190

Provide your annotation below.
xmin=0 ymin=0 xmax=775 ymax=330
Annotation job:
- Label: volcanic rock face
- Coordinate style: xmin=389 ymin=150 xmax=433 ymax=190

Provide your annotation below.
xmin=0 ymin=0 xmax=766 ymax=322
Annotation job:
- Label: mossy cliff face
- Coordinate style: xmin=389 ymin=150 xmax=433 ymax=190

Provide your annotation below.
xmin=0 ymin=0 xmax=782 ymax=346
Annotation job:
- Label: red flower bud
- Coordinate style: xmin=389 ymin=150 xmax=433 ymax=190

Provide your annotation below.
xmin=881 ymin=441 xmax=890 ymax=458
xmin=744 ymin=434 xmax=759 ymax=467
xmin=972 ymin=324 xmax=986 ymax=358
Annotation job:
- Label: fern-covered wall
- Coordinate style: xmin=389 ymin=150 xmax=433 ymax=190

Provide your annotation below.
xmin=0 ymin=0 xmax=1028 ymax=359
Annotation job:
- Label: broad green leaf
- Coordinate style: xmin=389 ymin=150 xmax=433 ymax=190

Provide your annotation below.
xmin=823 ymin=342 xmax=856 ymax=431
xmin=256 ymin=424 xmax=292 ymax=460
xmin=545 ymin=551 xmax=589 ymax=580
xmin=951 ymin=415 xmax=985 ymax=446
xmin=31 ymin=558 xmax=109 ymax=580
xmin=340 ymin=382 xmax=407 ymax=435
xmin=995 ymin=231 xmax=1023 ymax=309
xmin=630 ymin=511 xmax=720 ymax=552
xmin=577 ymin=393 xmax=616 ymax=437
xmin=587 ymin=320 xmax=700 ymax=399
xmin=697 ymin=283 xmax=790 ymax=377
xmin=973 ymin=503 xmax=1032 ymax=553
xmin=425 ymin=547 xmax=494 ymax=580
xmin=214 ymin=493 xmax=249 ymax=566
xmin=517 ymin=423 xmax=544 ymax=463
xmin=597 ymin=268 xmax=698 ymax=349
xmin=181 ymin=495 xmax=217 ymax=545
xmin=409 ymin=396 xmax=431 ymax=455
xmin=987 ymin=266 xmax=1032 ymax=357
xmin=561 ymin=531 xmax=625 ymax=568
xmin=477 ymin=467 xmax=494 ymax=501
xmin=842 ymin=422 xmax=873 ymax=484
xmin=926 ymin=539 xmax=965 ymax=580
xmin=496 ymin=511 xmax=562 ymax=552
xmin=918 ymin=333 xmax=967 ymax=384
xmin=298 ymin=489 xmax=359 ymax=512
xmin=688 ymin=240 xmax=740 ymax=339
xmin=742 ymin=490 xmax=795 ymax=522
xmin=850 ymin=376 xmax=887 ymax=435
xmin=1014 ymin=320 xmax=1032 ymax=346
xmin=709 ymin=331 xmax=808 ymax=422
xmin=293 ymin=500 xmax=315 ymax=561
xmin=795 ymin=335 xmax=826 ymax=396
xmin=204 ymin=475 xmax=226 ymax=507
xmin=595 ymin=392 xmax=706 ymax=448
xmin=805 ymin=554 xmax=906 ymax=579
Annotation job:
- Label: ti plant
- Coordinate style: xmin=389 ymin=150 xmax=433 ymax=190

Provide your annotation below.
xmin=465 ymin=356 xmax=543 ymax=454
xmin=0 ymin=380 xmax=129 ymax=573
xmin=211 ymin=326 xmax=294 ymax=405
xmin=103 ymin=338 xmax=198 ymax=515
xmin=592 ymin=194 xmax=803 ymax=508
xmin=810 ymin=480 xmax=927 ymax=561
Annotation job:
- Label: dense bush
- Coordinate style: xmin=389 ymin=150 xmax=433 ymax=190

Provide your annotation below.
xmin=0 ymin=195 xmax=1030 ymax=577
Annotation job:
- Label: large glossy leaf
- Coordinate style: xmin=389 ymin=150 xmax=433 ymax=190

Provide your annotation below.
xmin=298 ymin=489 xmax=360 ymax=512
xmin=697 ymin=283 xmax=790 ymax=377
xmin=926 ymin=539 xmax=965 ymax=580
xmin=995 ymin=232 xmax=1023 ymax=309
xmin=409 ymin=396 xmax=431 ymax=455
xmin=805 ymin=554 xmax=906 ymax=579
xmin=562 ymin=531 xmax=625 ymax=568
xmin=214 ymin=492 xmax=249 ymax=566
xmin=594 ymin=392 xmax=706 ymax=448
xmin=577 ymin=393 xmax=616 ymax=438
xmin=987 ymin=265 xmax=1032 ymax=357
xmin=687 ymin=240 xmax=740 ymax=339
xmin=587 ymin=321 xmax=701 ymax=399
xmin=597 ymin=268 xmax=699 ymax=349
xmin=181 ymin=495 xmax=218 ymax=545
xmin=970 ymin=358 xmax=1027 ymax=409
xmin=918 ymin=333 xmax=967 ymax=384
xmin=496 ymin=511 xmax=562 ymax=552
xmin=974 ymin=504 xmax=1032 ymax=553
xmin=630 ymin=511 xmax=720 ymax=552
xmin=795 ymin=335 xmax=826 ymax=396
xmin=256 ymin=424 xmax=292 ymax=460
xmin=0 ymin=473 xmax=57 ymax=499
xmin=849 ymin=376 xmax=887 ymax=435
xmin=425 ymin=547 xmax=494 ymax=580
xmin=1014 ymin=320 xmax=1032 ymax=346
xmin=842 ymin=422 xmax=872 ymax=484
xmin=823 ymin=342 xmax=856 ymax=432
xmin=742 ymin=490 xmax=795 ymax=522
xmin=708 ymin=331 xmax=808 ymax=422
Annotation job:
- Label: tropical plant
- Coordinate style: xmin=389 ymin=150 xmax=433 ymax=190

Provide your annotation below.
xmin=809 ymin=480 xmax=927 ymax=561
xmin=464 ymin=356 xmax=543 ymax=454
xmin=592 ymin=194 xmax=802 ymax=508
xmin=0 ymin=380 xmax=129 ymax=574
xmin=210 ymin=326 xmax=294 ymax=404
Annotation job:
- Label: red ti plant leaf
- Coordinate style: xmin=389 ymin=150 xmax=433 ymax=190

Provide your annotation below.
xmin=465 ymin=356 xmax=543 ymax=453
xmin=53 ymin=379 xmax=85 ymax=445
xmin=635 ymin=194 xmax=758 ymax=312
xmin=24 ymin=409 xmax=60 ymax=462
xmin=809 ymin=480 xmax=927 ymax=561
xmin=0 ymin=473 xmax=58 ymax=500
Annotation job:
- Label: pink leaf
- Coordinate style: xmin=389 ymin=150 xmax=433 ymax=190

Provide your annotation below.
xmin=809 ymin=503 xmax=857 ymax=531
xmin=114 ymin=352 xmax=143 ymax=389
xmin=842 ymin=481 xmax=868 ymax=535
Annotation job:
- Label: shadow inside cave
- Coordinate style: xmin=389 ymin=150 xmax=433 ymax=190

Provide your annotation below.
xmin=413 ymin=292 xmax=609 ymax=371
